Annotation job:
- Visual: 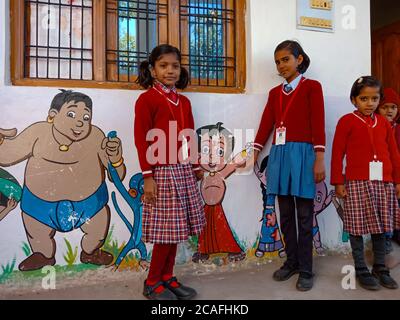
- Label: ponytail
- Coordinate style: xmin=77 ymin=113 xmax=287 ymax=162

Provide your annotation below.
xmin=135 ymin=60 xmax=153 ymax=89
xmin=176 ymin=66 xmax=189 ymax=89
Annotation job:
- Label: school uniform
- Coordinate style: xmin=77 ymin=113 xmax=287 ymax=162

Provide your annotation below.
xmin=254 ymin=74 xmax=326 ymax=275
xmin=331 ymin=112 xmax=400 ymax=235
xmin=134 ymin=82 xmax=205 ymax=244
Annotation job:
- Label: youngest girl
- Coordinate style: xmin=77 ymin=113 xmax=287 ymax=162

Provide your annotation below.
xmin=331 ymin=76 xmax=400 ymax=290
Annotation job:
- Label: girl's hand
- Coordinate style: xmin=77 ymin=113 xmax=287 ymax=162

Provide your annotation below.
xmin=314 ymin=151 xmax=326 ymax=183
xmin=335 ymin=184 xmax=347 ymax=198
xmin=143 ymin=176 xmax=157 ymax=206
xmin=195 ymin=170 xmax=204 ymax=181
xmin=396 ymin=184 xmax=400 ymax=199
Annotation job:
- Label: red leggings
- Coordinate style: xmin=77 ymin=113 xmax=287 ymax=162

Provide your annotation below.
xmin=146 ymin=243 xmax=177 ymax=285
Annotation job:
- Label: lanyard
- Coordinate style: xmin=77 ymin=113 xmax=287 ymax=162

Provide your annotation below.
xmin=152 ymin=87 xmax=185 ymax=132
xmin=278 ymin=77 xmax=305 ymax=126
xmin=352 ymin=112 xmax=378 ymax=160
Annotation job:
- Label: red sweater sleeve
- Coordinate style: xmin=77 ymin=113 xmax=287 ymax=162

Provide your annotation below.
xmin=331 ymin=116 xmax=350 ymax=185
xmin=386 ymin=120 xmax=400 ymax=183
xmin=254 ymin=92 xmax=276 ymax=151
xmin=134 ymin=94 xmax=154 ymax=178
xmin=310 ymin=81 xmax=326 ymax=152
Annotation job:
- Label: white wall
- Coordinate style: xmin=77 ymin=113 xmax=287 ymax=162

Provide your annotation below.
xmin=0 ymin=0 xmax=371 ymax=267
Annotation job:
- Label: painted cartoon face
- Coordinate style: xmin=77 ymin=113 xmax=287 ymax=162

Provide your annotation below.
xmin=51 ymin=101 xmax=92 ymax=141
xmin=274 ymin=49 xmax=303 ymax=83
xmin=151 ymin=53 xmax=181 ymax=88
xmin=199 ymin=134 xmax=229 ymax=173
xmin=352 ymin=86 xmax=381 ymax=116
xmin=377 ymin=103 xmax=398 ymax=122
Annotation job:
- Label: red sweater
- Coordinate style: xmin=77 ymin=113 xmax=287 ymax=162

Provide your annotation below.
xmin=254 ymin=78 xmax=326 ymax=152
xmin=134 ymin=87 xmax=199 ymax=178
xmin=331 ymin=112 xmax=400 ymax=184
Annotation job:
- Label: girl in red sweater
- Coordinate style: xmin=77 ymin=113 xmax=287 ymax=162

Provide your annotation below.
xmin=253 ymin=40 xmax=326 ymax=291
xmin=134 ymin=44 xmax=205 ymax=300
xmin=331 ymin=76 xmax=400 ymax=290
xmin=375 ymin=88 xmax=400 ymax=252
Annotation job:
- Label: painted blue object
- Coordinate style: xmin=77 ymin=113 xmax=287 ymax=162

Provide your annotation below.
xmin=106 ymin=131 xmax=147 ymax=267
xmin=20 ymin=183 xmax=108 ymax=232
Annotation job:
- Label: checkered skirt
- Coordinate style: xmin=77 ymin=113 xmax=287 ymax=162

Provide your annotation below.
xmin=142 ymin=164 xmax=205 ymax=244
xmin=343 ymin=180 xmax=400 ymax=235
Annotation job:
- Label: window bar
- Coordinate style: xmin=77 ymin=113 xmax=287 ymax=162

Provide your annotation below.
xmin=206 ymin=0 xmax=209 ymax=86
xmin=187 ymin=1 xmax=191 ymax=82
xmin=196 ymin=0 xmax=200 ymax=85
xmin=127 ymin=1 xmax=131 ymax=81
xmin=80 ymin=0 xmax=84 ymax=80
xmin=69 ymin=1 xmax=73 ymax=79
xmin=36 ymin=0 xmax=39 ymax=77
xmin=58 ymin=0 xmax=61 ymax=78
xmin=46 ymin=0 xmax=50 ymax=78
xmin=136 ymin=0 xmax=140 ymax=78
xmin=146 ymin=0 xmax=150 ymax=76
xmin=215 ymin=0 xmax=219 ymax=86
xmin=224 ymin=0 xmax=227 ymax=86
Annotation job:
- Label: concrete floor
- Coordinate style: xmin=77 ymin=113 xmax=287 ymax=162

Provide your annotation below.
xmin=2 ymin=251 xmax=400 ymax=300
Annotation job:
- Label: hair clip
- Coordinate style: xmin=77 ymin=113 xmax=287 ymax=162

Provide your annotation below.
xmin=357 ymin=77 xmax=363 ymax=84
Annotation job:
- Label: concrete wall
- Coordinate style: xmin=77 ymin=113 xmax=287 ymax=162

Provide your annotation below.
xmin=0 ymin=0 xmax=371 ymax=269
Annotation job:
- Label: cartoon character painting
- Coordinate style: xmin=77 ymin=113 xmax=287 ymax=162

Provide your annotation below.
xmin=313 ymin=182 xmax=334 ymax=254
xmin=0 ymin=90 xmax=126 ymax=271
xmin=192 ymin=122 xmax=251 ymax=263
xmin=254 ymin=156 xmax=285 ymax=258
xmin=108 ymin=153 xmax=148 ymax=268
xmin=0 ymin=168 xmax=22 ymax=222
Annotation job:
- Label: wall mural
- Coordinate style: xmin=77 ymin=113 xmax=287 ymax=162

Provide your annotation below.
xmin=192 ymin=122 xmax=251 ymax=263
xmin=0 ymin=95 xmax=351 ymax=283
xmin=0 ymin=90 xmax=125 ymax=272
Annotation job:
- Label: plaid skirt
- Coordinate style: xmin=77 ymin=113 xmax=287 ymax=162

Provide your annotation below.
xmin=142 ymin=164 xmax=205 ymax=244
xmin=343 ymin=180 xmax=400 ymax=235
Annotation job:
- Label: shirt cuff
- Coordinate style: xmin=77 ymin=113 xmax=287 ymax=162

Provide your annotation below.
xmin=252 ymin=142 xmax=264 ymax=152
xmin=314 ymin=145 xmax=325 ymax=152
xmin=142 ymin=170 xmax=153 ymax=178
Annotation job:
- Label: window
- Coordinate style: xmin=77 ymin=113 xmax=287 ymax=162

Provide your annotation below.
xmin=11 ymin=0 xmax=246 ymax=92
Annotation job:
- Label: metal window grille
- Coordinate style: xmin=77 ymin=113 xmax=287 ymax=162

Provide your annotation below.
xmin=24 ymin=0 xmax=93 ymax=80
xmin=179 ymin=0 xmax=236 ymax=87
xmin=106 ymin=0 xmax=167 ymax=82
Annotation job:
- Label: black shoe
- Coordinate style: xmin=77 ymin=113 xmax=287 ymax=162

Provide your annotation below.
xmin=356 ymin=270 xmax=381 ymax=291
xmin=143 ymin=281 xmax=178 ymax=300
xmin=164 ymin=277 xmax=197 ymax=300
xmin=296 ymin=272 xmax=314 ymax=292
xmin=272 ymin=264 xmax=298 ymax=281
xmin=372 ymin=267 xmax=399 ymax=289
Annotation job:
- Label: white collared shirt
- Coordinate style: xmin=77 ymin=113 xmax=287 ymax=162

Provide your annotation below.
xmin=283 ymin=73 xmax=303 ymax=91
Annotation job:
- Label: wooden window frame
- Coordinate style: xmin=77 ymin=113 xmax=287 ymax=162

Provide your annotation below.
xmin=11 ymin=0 xmax=246 ymax=93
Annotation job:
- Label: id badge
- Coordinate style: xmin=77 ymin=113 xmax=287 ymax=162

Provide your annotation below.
xmin=182 ymin=136 xmax=189 ymax=161
xmin=369 ymin=161 xmax=383 ymax=181
xmin=275 ymin=127 xmax=286 ymax=145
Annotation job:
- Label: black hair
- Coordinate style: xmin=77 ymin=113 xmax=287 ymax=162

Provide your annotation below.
xmin=350 ymin=76 xmax=384 ymax=102
xmin=196 ymin=122 xmax=235 ymax=159
xmin=135 ymin=44 xmax=189 ymax=89
xmin=274 ymin=40 xmax=311 ymax=74
xmin=50 ymin=89 xmax=93 ymax=111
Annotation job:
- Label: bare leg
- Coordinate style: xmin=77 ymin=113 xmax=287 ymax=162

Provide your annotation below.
xmin=80 ymin=206 xmax=113 ymax=265
xmin=19 ymin=212 xmax=56 ymax=271
xmin=22 ymin=212 xmax=56 ymax=258
xmin=80 ymin=206 xmax=110 ymax=254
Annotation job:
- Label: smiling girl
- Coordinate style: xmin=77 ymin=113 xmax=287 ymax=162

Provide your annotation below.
xmin=253 ymin=40 xmax=326 ymax=291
